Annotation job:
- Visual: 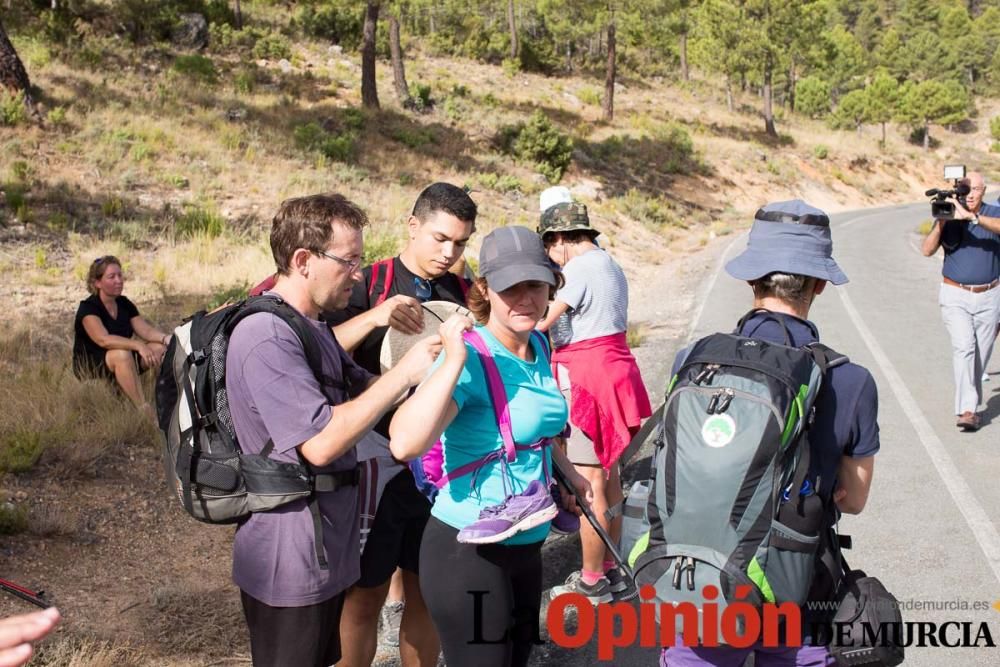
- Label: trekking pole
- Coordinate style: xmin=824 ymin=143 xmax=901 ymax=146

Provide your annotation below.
xmin=552 ymin=461 xmax=635 ymax=583
xmin=0 ymin=577 xmax=49 ymax=608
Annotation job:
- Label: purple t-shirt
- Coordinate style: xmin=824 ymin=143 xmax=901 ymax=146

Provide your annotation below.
xmin=226 ymin=305 xmax=373 ymax=606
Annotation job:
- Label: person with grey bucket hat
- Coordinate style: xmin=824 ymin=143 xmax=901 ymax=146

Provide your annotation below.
xmin=535 ymin=195 xmax=652 ymax=606
xmin=389 ymin=225 xmax=593 ymax=667
xmin=659 ymin=200 xmax=880 ymax=666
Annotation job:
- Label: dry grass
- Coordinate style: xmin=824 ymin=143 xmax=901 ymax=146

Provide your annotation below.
xmin=29 ymin=635 xmax=150 ymax=667
xmin=0 ymin=327 xmax=157 ymax=482
xmin=138 ymin=584 xmax=247 ymax=659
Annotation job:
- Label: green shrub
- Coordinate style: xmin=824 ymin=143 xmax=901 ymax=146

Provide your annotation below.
xmin=410 ymin=83 xmax=434 ymax=112
xmin=176 ymin=204 xmax=225 ymax=238
xmin=296 ymin=4 xmax=362 ymax=50
xmin=172 ymin=54 xmax=217 ymax=84
xmin=10 ymin=161 xmax=32 ymax=183
xmin=234 ymin=67 xmax=256 ymax=94
xmin=362 ymin=227 xmax=402 ymax=266
xmin=252 ymin=32 xmax=292 ymax=61
xmin=813 ymin=144 xmax=829 ymax=160
xmin=992 ymin=141 xmax=1000 ymax=154
xmin=318 ymin=134 xmax=356 ymax=161
xmin=391 ymin=126 xmax=434 ymax=149
xmin=0 ymin=503 xmax=27 ymax=535
xmin=578 ymin=86 xmax=602 ymax=106
xmin=0 ymin=429 xmax=44 ymax=474
xmin=496 ymin=111 xmax=573 ymax=183
xmin=0 ymin=91 xmax=28 ymax=127
xmin=502 ymin=57 xmax=520 ymax=77
xmin=451 ymin=84 xmax=470 ymax=98
xmin=293 ymin=122 xmax=326 ymax=151
xmin=476 ymin=172 xmax=522 ymax=194
xmin=617 ymin=188 xmax=685 ymax=230
xmin=4 ymin=184 xmax=28 ymax=212
xmin=293 ymin=122 xmax=357 ymax=162
xmin=101 ymin=195 xmax=125 ymax=218
xmin=46 ymin=106 xmax=68 ymax=127
xmin=342 ymin=107 xmax=365 ymax=131
xmin=990 ymin=116 xmax=1000 ymax=142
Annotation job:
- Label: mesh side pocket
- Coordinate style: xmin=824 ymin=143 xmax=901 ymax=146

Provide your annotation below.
xmin=210 ymin=336 xmax=236 ymax=439
xmin=193 ymin=453 xmax=243 ymax=496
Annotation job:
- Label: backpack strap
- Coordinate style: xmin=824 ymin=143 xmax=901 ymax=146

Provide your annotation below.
xmin=457 ymin=276 xmax=471 ymax=303
xmin=367 ymin=258 xmax=395 ymax=307
xmin=433 ymin=329 xmax=554 ymax=490
xmin=806 ymin=342 xmax=850 ymax=374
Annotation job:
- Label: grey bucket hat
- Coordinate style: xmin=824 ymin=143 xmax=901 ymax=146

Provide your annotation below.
xmin=480 ymin=225 xmax=558 ymax=293
xmin=725 ymin=200 xmax=848 ymax=285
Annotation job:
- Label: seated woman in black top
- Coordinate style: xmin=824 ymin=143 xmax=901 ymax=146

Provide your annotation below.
xmin=73 ymin=255 xmax=171 ymax=414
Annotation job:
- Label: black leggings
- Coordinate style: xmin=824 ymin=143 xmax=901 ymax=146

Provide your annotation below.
xmin=419 ymin=516 xmax=544 ymax=667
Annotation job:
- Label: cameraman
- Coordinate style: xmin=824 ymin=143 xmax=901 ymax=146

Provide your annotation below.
xmin=922 ymin=171 xmax=1000 ymax=431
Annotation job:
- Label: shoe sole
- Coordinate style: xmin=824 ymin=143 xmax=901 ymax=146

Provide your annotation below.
xmin=459 ymin=504 xmax=560 ymax=544
xmin=549 ymin=586 xmax=613 ymax=604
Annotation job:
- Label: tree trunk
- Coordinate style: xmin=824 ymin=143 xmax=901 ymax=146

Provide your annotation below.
xmin=602 ymin=20 xmax=616 ymax=122
xmin=0 ymin=17 xmax=37 ymax=118
xmin=923 ymin=120 xmax=930 ymax=150
xmin=388 ymin=12 xmax=411 ymax=107
xmin=234 ymin=0 xmax=243 ymax=30
xmin=726 ymin=76 xmax=734 ymax=111
xmin=507 ymin=0 xmax=518 ymax=60
xmin=763 ymin=62 xmax=776 ymax=137
xmin=361 ymin=1 xmax=380 ymax=110
xmin=787 ymin=61 xmax=796 ymax=112
xmin=566 ymin=40 xmax=572 ymax=71
xmin=679 ymin=31 xmax=688 ymax=81
xmin=429 ymin=7 xmax=436 ymax=34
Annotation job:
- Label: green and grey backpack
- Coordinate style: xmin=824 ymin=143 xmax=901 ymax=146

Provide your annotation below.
xmin=632 ymin=310 xmax=846 ymax=641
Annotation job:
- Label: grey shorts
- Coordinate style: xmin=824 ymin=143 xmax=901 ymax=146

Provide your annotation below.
xmin=557 ymin=364 xmax=601 ymax=466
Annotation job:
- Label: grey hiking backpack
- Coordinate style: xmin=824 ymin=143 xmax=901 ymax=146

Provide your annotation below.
xmin=154 ymin=294 xmax=359 ymax=569
xmin=633 ymin=310 xmax=847 ymax=640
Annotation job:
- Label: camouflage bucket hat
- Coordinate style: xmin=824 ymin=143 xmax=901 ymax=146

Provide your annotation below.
xmin=537 ymin=201 xmax=600 ymax=239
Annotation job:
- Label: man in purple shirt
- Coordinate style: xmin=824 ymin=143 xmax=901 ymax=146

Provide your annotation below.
xmin=226 ymin=193 xmax=442 ymax=667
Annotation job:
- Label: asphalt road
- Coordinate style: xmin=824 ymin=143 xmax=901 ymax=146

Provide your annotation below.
xmin=538 ymin=202 xmax=1000 ymax=666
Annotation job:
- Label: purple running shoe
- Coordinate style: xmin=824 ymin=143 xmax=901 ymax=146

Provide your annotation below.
xmin=549 ymin=484 xmax=580 ymax=535
xmin=457 ymin=480 xmax=559 ymax=544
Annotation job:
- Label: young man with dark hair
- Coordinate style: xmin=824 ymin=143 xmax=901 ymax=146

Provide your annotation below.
xmin=226 ymin=193 xmax=441 ymax=667
xmin=661 ymin=200 xmax=879 ymax=666
xmin=328 ymin=182 xmax=477 ymax=667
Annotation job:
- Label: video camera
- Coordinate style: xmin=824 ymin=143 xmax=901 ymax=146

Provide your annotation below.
xmin=926 ymin=164 xmax=970 ymax=221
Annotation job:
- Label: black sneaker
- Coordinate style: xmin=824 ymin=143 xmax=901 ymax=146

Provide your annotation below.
xmin=605 ymin=567 xmax=638 ymax=601
xmin=549 ymin=571 xmax=613 ymax=604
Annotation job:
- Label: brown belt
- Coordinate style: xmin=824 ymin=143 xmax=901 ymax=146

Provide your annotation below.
xmin=943 ymin=277 xmax=1000 ymax=293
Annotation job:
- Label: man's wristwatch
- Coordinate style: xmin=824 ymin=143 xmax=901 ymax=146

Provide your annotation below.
xmin=973 ymin=213 xmax=981 ymax=225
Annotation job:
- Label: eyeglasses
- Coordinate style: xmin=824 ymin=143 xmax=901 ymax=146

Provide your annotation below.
xmin=413 ymin=277 xmax=433 ymax=302
xmin=314 ymin=249 xmax=362 ymax=272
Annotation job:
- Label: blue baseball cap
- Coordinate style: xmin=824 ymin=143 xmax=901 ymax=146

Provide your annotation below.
xmin=725 ymin=200 xmax=848 ymax=285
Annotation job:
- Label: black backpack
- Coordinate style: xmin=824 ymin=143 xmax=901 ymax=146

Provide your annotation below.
xmin=154 ymin=294 xmax=358 ymax=569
